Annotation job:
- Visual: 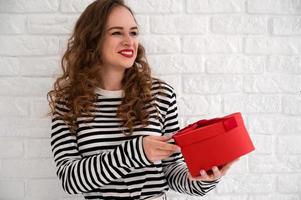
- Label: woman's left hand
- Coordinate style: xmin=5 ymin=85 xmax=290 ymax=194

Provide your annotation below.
xmin=188 ymin=159 xmax=239 ymax=181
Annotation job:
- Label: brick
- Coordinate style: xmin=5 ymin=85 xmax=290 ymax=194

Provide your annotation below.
xmin=0 ymin=77 xmax=53 ymax=97
xmin=272 ymin=16 xmax=301 ymax=35
xmin=0 ymin=36 xmax=59 ymax=56
xmin=183 ymin=36 xmax=242 ymax=53
xmin=0 ymin=118 xmax=51 ymax=138
xmin=252 ymin=135 xmax=274 ymax=154
xmin=184 ymin=114 xmax=228 ymax=126
xmin=0 ymin=97 xmax=30 ymax=117
xmin=250 ymin=154 xmax=301 ymax=173
xmin=25 ymin=139 xmax=52 ymax=158
xmin=247 ymin=115 xmax=301 ymax=135
xmin=245 ymin=36 xmax=301 ymax=55
xmin=21 ymin=126 xmax=51 ymax=138
xmin=126 ymin=0 xmax=184 ymax=13
xmin=187 ymin=0 xmax=245 ymax=13
xmin=244 ymin=75 xmax=301 ymax=93
xmin=183 ymin=75 xmax=243 ymax=94
xmin=212 ymin=15 xmax=267 ymax=34
xmin=148 ymin=55 xmax=205 ymax=74
xmin=151 ymin=15 xmax=207 ymax=34
xmin=0 ymin=57 xmax=20 ymax=76
xmin=0 ymin=0 xmax=59 ymax=13
xmin=27 ymin=15 xmax=76 ymax=34
xmin=0 ymin=14 xmax=25 ymax=34
xmin=283 ymin=95 xmax=301 ymax=115
xmin=224 ymin=95 xmax=281 ymax=113
xmin=141 ymin=36 xmax=181 ymax=53
xmin=205 ymin=55 xmax=265 ymax=74
xmin=226 ymin=156 xmax=248 ymax=175
xmin=135 ymin=15 xmax=149 ymax=34
xmin=156 ymin=75 xmax=182 ymax=95
xmin=249 ymin=194 xmax=301 ymax=200
xmin=59 ymin=196 xmax=85 ymax=200
xmin=185 ymin=115 xmax=210 ymax=124
xmin=188 ymin=196 xmax=248 ymax=200
xmin=0 ymin=138 xmax=23 ymax=158
xmin=178 ymin=95 xmax=221 ymax=116
xmin=166 ymin=191 xmax=187 ymax=200
xmin=216 ymin=175 xmax=275 ymax=194
xmin=60 ymin=0 xmax=94 ymax=13
xmin=30 ymin=97 xmax=51 ymax=118
xmin=278 ymin=175 xmax=301 ymax=193
xmin=0 ymin=180 xmax=24 ymax=199
xmin=247 ymin=0 xmax=301 ymax=14
xmin=26 ymin=179 xmax=66 ymax=199
xmin=0 ymin=159 xmax=56 ymax=178
xmin=277 ymin=136 xmax=301 ymax=154
xmin=19 ymin=56 xmax=60 ymax=77
xmin=0 ymin=119 xmax=26 ymax=137
xmin=59 ymin=36 xmax=70 ymax=55
xmin=178 ymin=117 xmax=185 ymax=130
xmin=267 ymin=56 xmax=301 ymax=74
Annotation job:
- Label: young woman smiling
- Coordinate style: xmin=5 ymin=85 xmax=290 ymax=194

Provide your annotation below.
xmin=47 ymin=0 xmax=236 ymax=199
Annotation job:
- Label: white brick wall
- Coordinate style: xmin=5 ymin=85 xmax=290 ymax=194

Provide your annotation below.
xmin=0 ymin=0 xmax=300 ymax=199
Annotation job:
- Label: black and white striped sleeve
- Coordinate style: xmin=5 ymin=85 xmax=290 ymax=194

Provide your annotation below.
xmin=161 ymin=90 xmax=220 ymax=196
xmin=50 ymin=103 xmax=152 ymax=194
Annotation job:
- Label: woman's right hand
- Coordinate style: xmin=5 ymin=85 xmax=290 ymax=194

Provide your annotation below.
xmin=142 ymin=135 xmax=180 ymax=163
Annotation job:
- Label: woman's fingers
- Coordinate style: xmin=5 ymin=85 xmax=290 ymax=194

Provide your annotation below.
xmin=211 ymin=166 xmax=222 ymax=179
xmin=189 ymin=168 xmax=220 ymax=181
xmin=156 ymin=141 xmax=179 ymax=152
xmin=153 ymin=149 xmax=175 ymax=157
xmin=200 ymin=170 xmax=209 ymax=179
xmin=143 ymin=136 xmax=179 ymax=162
xmin=189 ymin=158 xmax=240 ymax=181
xmin=188 ymin=170 xmax=210 ymax=181
xmin=146 ymin=150 xmax=174 ymax=162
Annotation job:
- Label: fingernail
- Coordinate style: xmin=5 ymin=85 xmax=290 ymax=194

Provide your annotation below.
xmin=200 ymin=170 xmax=205 ymax=175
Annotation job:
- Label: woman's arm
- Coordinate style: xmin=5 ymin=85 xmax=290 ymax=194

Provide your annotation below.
xmin=50 ymin=103 xmax=152 ymax=194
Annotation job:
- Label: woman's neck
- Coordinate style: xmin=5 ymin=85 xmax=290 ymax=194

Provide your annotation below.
xmin=98 ymin=67 xmax=125 ymax=91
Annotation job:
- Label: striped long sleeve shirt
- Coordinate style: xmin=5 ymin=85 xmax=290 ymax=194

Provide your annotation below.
xmin=50 ymin=80 xmax=219 ymax=200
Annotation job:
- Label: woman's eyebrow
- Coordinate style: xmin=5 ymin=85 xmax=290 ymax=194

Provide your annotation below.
xmin=107 ymin=26 xmax=138 ymax=31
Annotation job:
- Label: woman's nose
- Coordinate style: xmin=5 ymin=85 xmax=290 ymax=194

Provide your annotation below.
xmin=122 ymin=35 xmax=132 ymax=46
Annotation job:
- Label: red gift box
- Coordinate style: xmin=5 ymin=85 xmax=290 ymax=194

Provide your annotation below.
xmin=172 ymin=112 xmax=255 ymax=177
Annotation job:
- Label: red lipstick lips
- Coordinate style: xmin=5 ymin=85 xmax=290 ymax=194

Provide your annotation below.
xmin=118 ymin=49 xmax=134 ymax=58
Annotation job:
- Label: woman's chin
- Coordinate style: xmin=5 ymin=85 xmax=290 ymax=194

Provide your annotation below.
xmin=120 ymin=62 xmax=135 ymax=69
xmin=112 ymin=59 xmax=136 ymax=70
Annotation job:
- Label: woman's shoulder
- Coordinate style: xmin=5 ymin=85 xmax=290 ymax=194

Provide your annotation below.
xmin=52 ymin=97 xmax=71 ymax=117
xmin=151 ymin=78 xmax=176 ymax=99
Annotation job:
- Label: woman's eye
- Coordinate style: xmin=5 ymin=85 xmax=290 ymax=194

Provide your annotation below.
xmin=131 ymin=31 xmax=138 ymax=36
xmin=111 ymin=31 xmax=139 ymax=36
xmin=112 ymin=32 xmax=121 ymax=35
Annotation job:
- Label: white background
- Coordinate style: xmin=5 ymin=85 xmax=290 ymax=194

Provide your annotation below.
xmin=0 ymin=0 xmax=301 ymax=199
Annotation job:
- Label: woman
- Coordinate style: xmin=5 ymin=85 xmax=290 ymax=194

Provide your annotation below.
xmin=48 ymin=0 xmax=236 ymax=199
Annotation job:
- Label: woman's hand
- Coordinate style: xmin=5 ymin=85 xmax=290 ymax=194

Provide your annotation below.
xmin=143 ymin=136 xmax=179 ymax=163
xmin=188 ymin=159 xmax=239 ymax=181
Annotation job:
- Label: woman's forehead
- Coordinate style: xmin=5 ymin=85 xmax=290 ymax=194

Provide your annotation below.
xmin=106 ymin=6 xmax=137 ymax=29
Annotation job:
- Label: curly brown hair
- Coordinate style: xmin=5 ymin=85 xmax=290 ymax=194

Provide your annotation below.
xmin=47 ymin=0 xmax=159 ymax=135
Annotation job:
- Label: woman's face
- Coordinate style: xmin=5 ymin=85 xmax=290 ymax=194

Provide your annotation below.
xmin=101 ymin=6 xmax=139 ymax=72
